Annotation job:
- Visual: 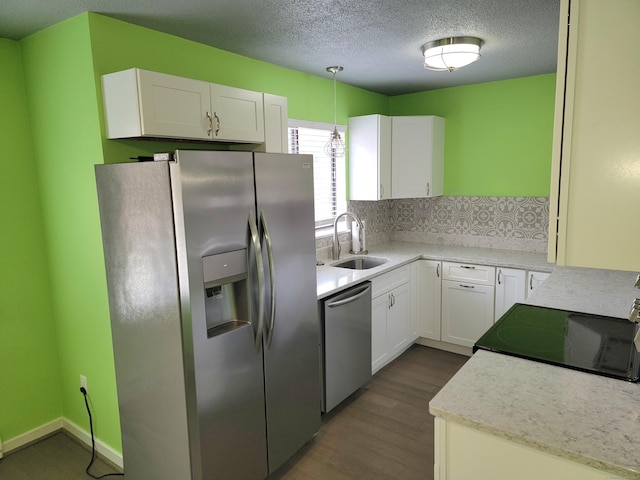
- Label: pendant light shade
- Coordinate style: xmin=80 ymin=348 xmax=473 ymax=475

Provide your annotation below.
xmin=422 ymin=37 xmax=483 ymax=72
xmin=324 ymin=66 xmax=346 ymax=158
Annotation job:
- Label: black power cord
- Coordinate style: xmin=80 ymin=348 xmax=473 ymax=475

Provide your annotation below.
xmin=80 ymin=387 xmax=124 ymax=479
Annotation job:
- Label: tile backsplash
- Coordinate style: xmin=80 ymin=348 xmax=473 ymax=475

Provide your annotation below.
xmin=316 ymin=196 xmax=549 ymax=259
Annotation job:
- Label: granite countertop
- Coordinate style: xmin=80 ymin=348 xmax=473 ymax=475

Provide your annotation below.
xmin=317 ymin=241 xmax=552 ymax=299
xmin=430 ymin=266 xmax=640 ymax=479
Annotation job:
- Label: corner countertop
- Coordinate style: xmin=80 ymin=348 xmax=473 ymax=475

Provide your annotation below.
xmin=316 ymin=241 xmax=552 ymax=300
xmin=429 ymin=266 xmax=640 ymax=479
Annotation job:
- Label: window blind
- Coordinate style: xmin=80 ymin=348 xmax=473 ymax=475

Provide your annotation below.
xmin=288 ymin=121 xmax=346 ymax=229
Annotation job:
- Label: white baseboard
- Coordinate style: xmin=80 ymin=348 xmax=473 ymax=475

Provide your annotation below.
xmin=415 ymin=337 xmax=473 ymax=357
xmin=3 ymin=418 xmax=64 ymax=453
xmin=61 ymin=418 xmax=124 ymax=468
xmin=3 ymin=417 xmax=123 ymax=469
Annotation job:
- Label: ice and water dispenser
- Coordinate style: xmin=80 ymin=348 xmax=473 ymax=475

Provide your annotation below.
xmin=202 ymin=249 xmax=250 ymax=338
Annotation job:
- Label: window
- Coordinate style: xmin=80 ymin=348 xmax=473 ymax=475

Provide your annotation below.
xmin=288 ymin=120 xmax=347 ymax=229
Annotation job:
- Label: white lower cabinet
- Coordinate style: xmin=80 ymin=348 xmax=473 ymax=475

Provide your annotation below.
xmin=494 ymin=267 xmax=526 ymax=321
xmin=434 ymin=417 xmax=623 ymax=480
xmin=371 ymin=266 xmax=411 ymax=374
xmin=441 ymin=262 xmax=495 ymax=348
xmin=527 ymin=270 xmax=551 ymax=298
xmin=413 ymin=260 xmax=442 ymax=340
xmin=441 ymin=281 xmax=495 ymax=347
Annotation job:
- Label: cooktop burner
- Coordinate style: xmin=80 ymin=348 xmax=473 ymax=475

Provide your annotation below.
xmin=474 ymin=303 xmax=640 ymax=382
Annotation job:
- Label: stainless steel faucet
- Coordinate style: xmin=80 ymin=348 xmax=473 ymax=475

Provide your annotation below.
xmin=332 ymin=212 xmax=367 ymax=260
xmin=629 ymin=274 xmax=640 ymax=323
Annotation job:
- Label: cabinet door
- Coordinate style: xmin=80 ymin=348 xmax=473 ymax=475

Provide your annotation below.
xmin=435 ymin=418 xmax=625 ymax=480
xmin=371 ymin=294 xmax=389 ymax=374
xmin=210 ymin=84 xmax=265 ymax=143
xmin=494 ymin=268 xmax=526 ymax=321
xmin=549 ymin=0 xmax=640 ymax=271
xmin=526 ymin=271 xmax=551 ymax=298
xmin=263 ymin=93 xmax=288 ymax=153
xmin=442 ymin=262 xmax=496 ymax=285
xmin=103 ymin=68 xmax=211 ymax=140
xmin=348 ymin=114 xmax=391 ymax=200
xmin=441 ymin=280 xmax=494 ymax=348
xmin=391 ymin=116 xmax=444 ymax=199
xmin=415 ymin=260 xmax=442 ymax=340
xmin=386 ymin=283 xmax=411 ymax=358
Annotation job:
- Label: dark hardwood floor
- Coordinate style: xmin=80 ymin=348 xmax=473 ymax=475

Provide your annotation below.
xmin=0 ymin=345 xmax=467 ymax=480
xmin=272 ymin=345 xmax=468 ymax=480
xmin=0 ymin=430 xmax=121 ymax=480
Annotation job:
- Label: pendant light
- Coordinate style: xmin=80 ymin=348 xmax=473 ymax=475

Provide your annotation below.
xmin=324 ymin=66 xmax=346 ymax=158
xmin=422 ymin=37 xmax=483 ymax=72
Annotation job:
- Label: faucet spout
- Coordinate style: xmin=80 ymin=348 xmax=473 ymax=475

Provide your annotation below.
xmin=332 ymin=212 xmax=366 ymax=260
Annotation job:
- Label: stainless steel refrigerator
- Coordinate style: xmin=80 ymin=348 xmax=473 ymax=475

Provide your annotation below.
xmin=95 ymin=150 xmax=320 ymax=480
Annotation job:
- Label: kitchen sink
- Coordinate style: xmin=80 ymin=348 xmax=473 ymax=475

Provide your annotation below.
xmin=332 ymin=256 xmax=388 ymax=270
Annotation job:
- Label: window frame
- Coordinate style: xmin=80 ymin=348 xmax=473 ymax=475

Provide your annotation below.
xmin=287 ymin=119 xmax=347 ymax=232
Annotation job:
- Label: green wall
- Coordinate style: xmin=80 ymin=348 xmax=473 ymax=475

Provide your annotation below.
xmin=19 ymin=16 xmax=123 ymax=449
xmin=0 ymin=39 xmax=62 ymax=441
xmin=390 ymin=74 xmax=556 ymax=196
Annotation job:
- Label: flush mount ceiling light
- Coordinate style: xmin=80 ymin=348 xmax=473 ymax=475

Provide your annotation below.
xmin=324 ymin=66 xmax=346 ymax=158
xmin=422 ymin=37 xmax=483 ymax=72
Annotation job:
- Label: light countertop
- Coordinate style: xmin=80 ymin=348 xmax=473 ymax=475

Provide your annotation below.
xmin=316 ymin=241 xmax=552 ymax=299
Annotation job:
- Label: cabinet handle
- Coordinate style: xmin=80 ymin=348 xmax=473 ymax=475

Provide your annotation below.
xmin=436 ymin=263 xmax=440 ymax=278
xmin=213 ymin=112 xmax=221 ymax=136
xmin=497 ymin=269 xmax=502 ymax=285
xmin=460 ymin=265 xmax=476 ymax=270
xmin=380 ymin=184 xmax=384 ymax=199
xmin=388 ymin=294 xmax=392 ymax=309
xmin=459 ymin=284 xmax=475 ymax=289
xmin=206 ymin=112 xmax=213 ymax=136
xmin=530 ymin=274 xmax=534 ymax=291
xmin=426 ymin=182 xmax=430 ymax=196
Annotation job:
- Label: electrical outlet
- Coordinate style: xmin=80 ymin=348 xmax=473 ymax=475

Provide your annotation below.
xmin=80 ymin=375 xmax=88 ymax=392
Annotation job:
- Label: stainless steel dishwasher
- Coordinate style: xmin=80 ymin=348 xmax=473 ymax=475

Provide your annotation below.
xmin=320 ymin=281 xmax=372 ymax=413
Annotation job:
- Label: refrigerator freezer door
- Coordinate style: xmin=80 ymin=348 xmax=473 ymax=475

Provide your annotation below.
xmin=95 ymin=161 xmax=192 ymax=480
xmin=254 ymin=153 xmax=321 ymax=474
xmin=172 ymin=150 xmax=268 ymax=480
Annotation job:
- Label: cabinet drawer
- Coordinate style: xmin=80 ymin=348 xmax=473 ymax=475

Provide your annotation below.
xmin=372 ymin=265 xmax=410 ymax=297
xmin=442 ymin=262 xmax=495 ymax=286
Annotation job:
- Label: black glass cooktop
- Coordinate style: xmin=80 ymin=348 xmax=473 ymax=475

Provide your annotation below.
xmin=474 ymin=303 xmax=640 ymax=382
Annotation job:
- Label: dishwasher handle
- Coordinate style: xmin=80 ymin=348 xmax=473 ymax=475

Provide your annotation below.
xmin=326 ymin=283 xmax=372 ymax=308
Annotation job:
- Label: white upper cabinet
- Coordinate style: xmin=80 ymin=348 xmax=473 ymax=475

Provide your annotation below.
xmin=209 ymin=84 xmax=264 ymax=143
xmin=349 ymin=114 xmax=444 ymax=200
xmin=262 ymin=93 xmax=288 ymax=153
xmin=348 ymin=114 xmax=392 ymax=200
xmin=102 ymin=68 xmax=266 ymax=144
xmin=102 ymin=68 xmax=211 ymax=140
xmin=548 ymin=0 xmax=640 ymax=271
xmin=391 ymin=116 xmax=444 ymax=199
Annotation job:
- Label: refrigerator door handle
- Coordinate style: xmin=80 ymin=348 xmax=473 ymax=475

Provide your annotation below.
xmin=248 ymin=212 xmax=265 ymax=350
xmin=260 ymin=209 xmax=277 ymax=347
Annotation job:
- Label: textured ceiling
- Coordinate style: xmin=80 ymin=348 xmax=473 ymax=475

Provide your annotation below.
xmin=0 ymin=0 xmax=560 ymax=95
